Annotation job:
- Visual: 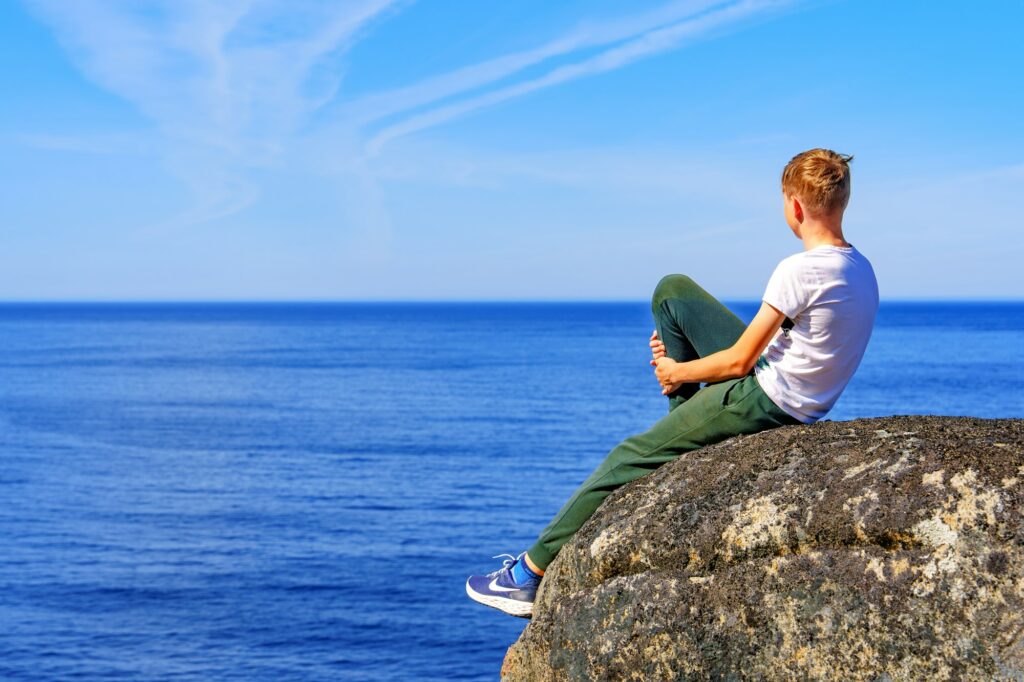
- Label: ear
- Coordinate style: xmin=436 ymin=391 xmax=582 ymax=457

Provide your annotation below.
xmin=791 ymin=195 xmax=804 ymax=224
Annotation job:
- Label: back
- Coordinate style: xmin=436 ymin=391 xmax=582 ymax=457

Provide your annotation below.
xmin=754 ymin=244 xmax=879 ymax=423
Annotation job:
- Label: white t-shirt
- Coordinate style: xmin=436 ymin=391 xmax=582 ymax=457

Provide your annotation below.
xmin=754 ymin=244 xmax=879 ymax=423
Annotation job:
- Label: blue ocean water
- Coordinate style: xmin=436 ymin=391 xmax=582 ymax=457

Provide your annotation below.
xmin=1 ymin=302 xmax=1022 ymax=681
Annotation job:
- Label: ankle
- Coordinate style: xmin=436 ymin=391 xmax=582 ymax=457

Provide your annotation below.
xmin=523 ymin=553 xmax=545 ymax=576
xmin=511 ymin=558 xmax=540 ymax=586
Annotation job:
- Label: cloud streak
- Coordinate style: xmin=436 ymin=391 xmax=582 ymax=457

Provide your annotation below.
xmin=359 ymin=0 xmax=793 ymax=155
xmin=29 ymin=0 xmax=401 ymax=146
xmin=26 ymin=0 xmax=403 ymax=225
xmin=343 ymin=0 xmax=725 ymax=125
xmin=24 ymin=0 xmax=796 ymax=230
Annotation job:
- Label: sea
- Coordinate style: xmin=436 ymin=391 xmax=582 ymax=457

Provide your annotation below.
xmin=1 ymin=301 xmax=1022 ymax=681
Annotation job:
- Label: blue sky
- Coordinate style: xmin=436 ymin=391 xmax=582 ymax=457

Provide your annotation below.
xmin=1 ymin=0 xmax=1021 ymax=300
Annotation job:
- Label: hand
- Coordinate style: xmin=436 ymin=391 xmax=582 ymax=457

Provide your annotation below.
xmin=653 ymin=356 xmax=684 ymax=395
xmin=649 ymin=329 xmax=666 ymax=366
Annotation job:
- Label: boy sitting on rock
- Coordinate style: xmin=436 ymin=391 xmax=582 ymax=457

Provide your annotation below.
xmin=467 ymin=148 xmax=879 ymax=617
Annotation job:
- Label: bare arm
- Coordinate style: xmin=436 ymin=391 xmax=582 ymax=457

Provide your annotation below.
xmin=652 ymin=302 xmax=786 ymax=395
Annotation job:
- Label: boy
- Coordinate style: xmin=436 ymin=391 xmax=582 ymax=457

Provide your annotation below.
xmin=466 ymin=148 xmax=879 ymax=617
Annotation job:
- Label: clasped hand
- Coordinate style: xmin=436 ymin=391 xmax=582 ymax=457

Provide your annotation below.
xmin=649 ymin=330 xmax=684 ymax=396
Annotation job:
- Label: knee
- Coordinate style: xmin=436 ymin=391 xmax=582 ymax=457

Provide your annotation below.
xmin=652 ymin=274 xmax=697 ymax=311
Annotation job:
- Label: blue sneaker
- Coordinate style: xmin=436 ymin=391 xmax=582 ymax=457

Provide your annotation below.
xmin=465 ymin=553 xmax=540 ymax=618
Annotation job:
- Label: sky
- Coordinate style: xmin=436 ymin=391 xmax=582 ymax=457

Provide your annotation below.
xmin=1 ymin=0 xmax=1022 ymax=301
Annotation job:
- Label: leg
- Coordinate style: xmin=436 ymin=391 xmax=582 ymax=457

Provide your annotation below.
xmin=652 ymin=274 xmax=747 ymax=410
xmin=525 ymin=373 xmax=798 ymax=570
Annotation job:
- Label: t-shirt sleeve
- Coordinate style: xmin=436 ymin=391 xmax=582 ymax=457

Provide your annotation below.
xmin=762 ymin=257 xmax=810 ymax=318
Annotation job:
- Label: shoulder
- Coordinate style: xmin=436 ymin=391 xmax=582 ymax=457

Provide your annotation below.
xmin=834 ymin=246 xmax=878 ymax=281
xmin=773 ymin=251 xmax=808 ymax=271
xmin=847 ymin=247 xmax=880 ymax=298
xmin=770 ymin=251 xmax=812 ymax=280
xmin=849 ymin=246 xmax=876 ymax=271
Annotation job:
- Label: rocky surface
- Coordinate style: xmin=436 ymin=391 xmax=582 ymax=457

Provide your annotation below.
xmin=502 ymin=416 xmax=1024 ymax=681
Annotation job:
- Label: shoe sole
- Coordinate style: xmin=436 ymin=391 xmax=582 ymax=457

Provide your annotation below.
xmin=465 ymin=581 xmax=533 ymax=618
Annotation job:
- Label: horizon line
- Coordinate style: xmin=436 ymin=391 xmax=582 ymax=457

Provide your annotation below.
xmin=0 ymin=297 xmax=1022 ymax=305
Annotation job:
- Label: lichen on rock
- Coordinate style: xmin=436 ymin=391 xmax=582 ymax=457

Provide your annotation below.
xmin=501 ymin=416 xmax=1024 ymax=681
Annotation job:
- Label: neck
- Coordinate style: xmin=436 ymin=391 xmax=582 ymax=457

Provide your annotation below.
xmin=798 ymin=215 xmax=849 ymax=251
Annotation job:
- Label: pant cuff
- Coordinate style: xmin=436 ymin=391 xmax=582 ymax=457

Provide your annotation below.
xmin=525 ymin=541 xmax=556 ymax=572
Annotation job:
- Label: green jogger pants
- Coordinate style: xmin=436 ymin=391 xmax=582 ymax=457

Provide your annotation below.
xmin=525 ymin=274 xmax=801 ymax=570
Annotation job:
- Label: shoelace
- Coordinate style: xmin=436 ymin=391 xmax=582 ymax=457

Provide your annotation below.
xmin=487 ymin=553 xmax=518 ymax=578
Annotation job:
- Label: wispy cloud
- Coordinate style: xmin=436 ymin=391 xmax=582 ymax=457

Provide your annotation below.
xmin=24 ymin=0 xmax=796 ymax=231
xmin=358 ymin=0 xmax=793 ymax=155
xmin=342 ymin=0 xmax=726 ymax=125
xmin=29 ymin=0 xmax=401 ymax=147
xmin=26 ymin=0 xmax=403 ymax=226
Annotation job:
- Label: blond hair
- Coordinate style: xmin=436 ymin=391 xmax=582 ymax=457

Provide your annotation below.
xmin=781 ymin=148 xmax=853 ymax=215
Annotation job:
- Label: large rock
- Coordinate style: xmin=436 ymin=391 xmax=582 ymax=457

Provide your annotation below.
xmin=502 ymin=416 xmax=1024 ymax=681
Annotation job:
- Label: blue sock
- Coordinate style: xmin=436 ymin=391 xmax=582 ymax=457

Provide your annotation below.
xmin=511 ymin=554 xmax=541 ymax=586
